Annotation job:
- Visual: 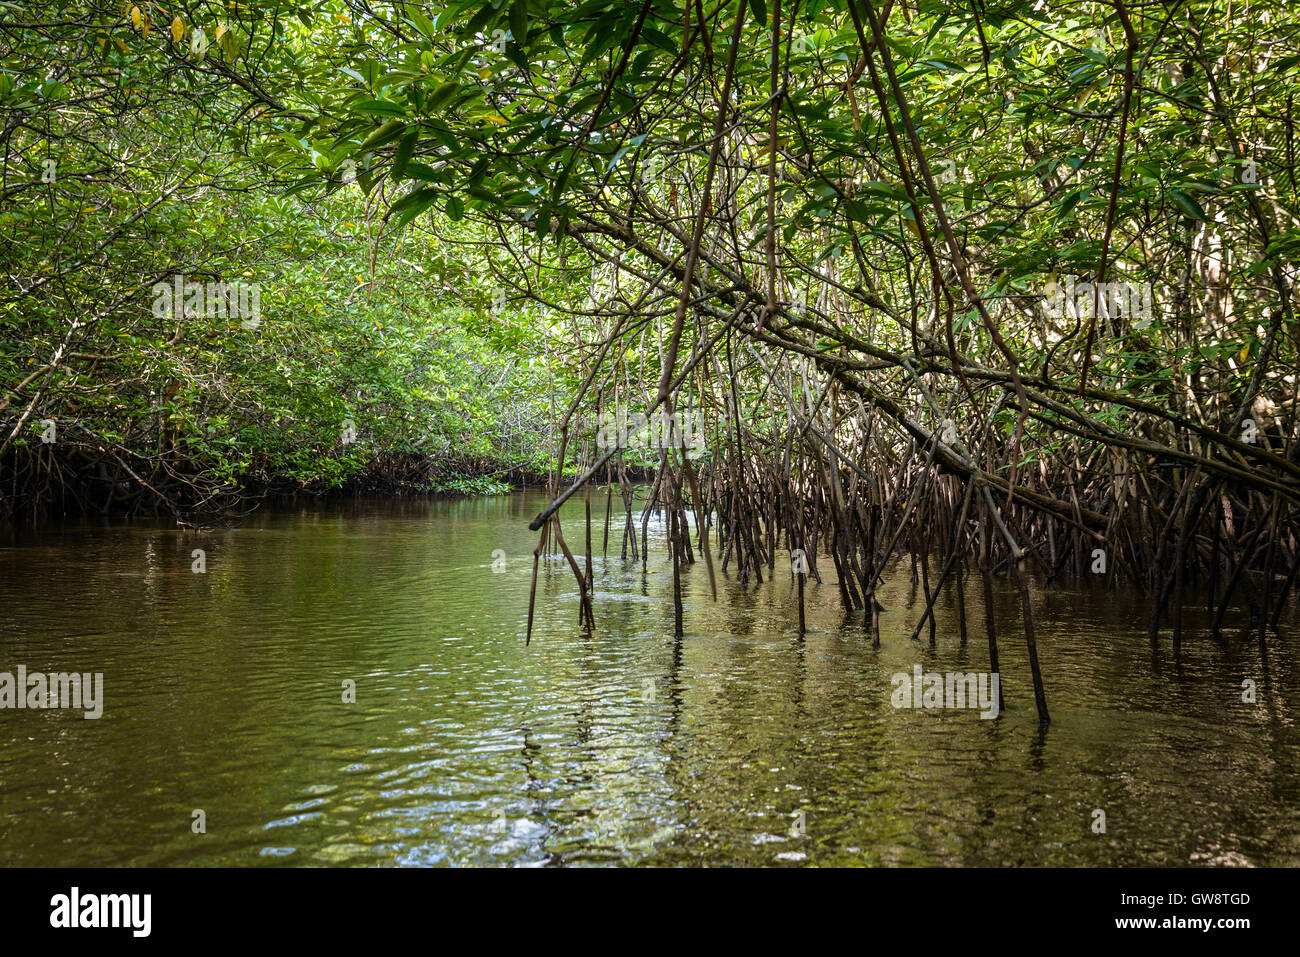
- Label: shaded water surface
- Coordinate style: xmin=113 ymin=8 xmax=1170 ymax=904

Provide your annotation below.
xmin=1 ymin=492 xmax=1297 ymax=866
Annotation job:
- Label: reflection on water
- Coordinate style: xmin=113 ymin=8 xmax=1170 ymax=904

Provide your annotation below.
xmin=0 ymin=492 xmax=1297 ymax=866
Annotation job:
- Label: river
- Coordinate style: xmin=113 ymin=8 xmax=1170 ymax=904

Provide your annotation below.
xmin=1 ymin=491 xmax=1296 ymax=866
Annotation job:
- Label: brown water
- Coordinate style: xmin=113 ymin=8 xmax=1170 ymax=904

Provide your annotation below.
xmin=0 ymin=491 xmax=1297 ymax=866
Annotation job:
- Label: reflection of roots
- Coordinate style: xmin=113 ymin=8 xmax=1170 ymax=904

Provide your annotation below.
xmin=509 ymin=213 xmax=1298 ymax=731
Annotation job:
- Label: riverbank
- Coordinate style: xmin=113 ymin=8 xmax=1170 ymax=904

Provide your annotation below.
xmin=0 ymin=444 xmax=655 ymax=526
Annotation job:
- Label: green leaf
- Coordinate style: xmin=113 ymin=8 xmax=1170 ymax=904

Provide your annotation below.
xmin=406 ymin=8 xmax=438 ymax=39
xmin=393 ymin=130 xmax=418 ymax=178
xmin=1169 ymin=188 xmax=1208 ymax=222
xmin=355 ymin=99 xmax=406 ymax=118
xmin=464 ymin=2 xmax=500 ymax=39
xmin=1055 ymin=187 xmax=1085 ymax=221
xmin=389 ymin=185 xmax=441 ymax=215
xmin=403 ymin=162 xmax=442 ymax=182
xmin=642 ymin=27 xmax=677 ymax=52
xmin=426 ymin=81 xmax=461 ymax=112
xmin=359 ymin=119 xmax=408 ymax=151
xmin=509 ymin=0 xmax=527 ymax=46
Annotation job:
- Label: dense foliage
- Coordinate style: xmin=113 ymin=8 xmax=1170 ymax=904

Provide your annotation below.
xmin=2 ymin=2 xmax=565 ymax=518
xmin=3 ymin=2 xmax=1299 ymax=674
